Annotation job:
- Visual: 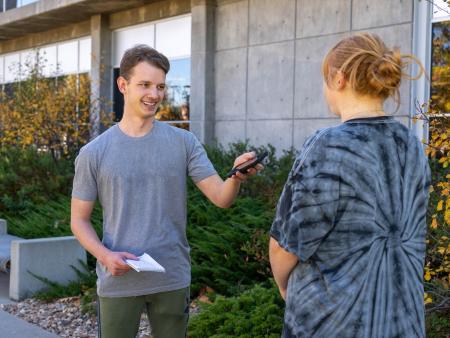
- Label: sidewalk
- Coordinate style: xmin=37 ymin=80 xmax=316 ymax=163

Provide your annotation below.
xmin=0 ymin=272 xmax=60 ymax=338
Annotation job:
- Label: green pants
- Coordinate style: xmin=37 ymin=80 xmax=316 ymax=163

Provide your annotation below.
xmin=98 ymin=287 xmax=189 ymax=338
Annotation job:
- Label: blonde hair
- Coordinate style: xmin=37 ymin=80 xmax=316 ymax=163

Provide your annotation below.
xmin=322 ymin=33 xmax=425 ymax=109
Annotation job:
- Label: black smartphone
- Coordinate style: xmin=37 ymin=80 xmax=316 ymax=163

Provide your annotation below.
xmin=226 ymin=151 xmax=268 ymax=178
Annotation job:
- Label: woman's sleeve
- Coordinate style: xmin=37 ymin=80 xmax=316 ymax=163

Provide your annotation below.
xmin=270 ymin=129 xmax=340 ymax=262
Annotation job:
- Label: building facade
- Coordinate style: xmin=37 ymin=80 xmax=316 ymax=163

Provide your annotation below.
xmin=0 ymin=0 xmax=448 ymax=152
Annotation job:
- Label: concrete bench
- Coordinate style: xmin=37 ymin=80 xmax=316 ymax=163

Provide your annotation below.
xmin=0 ymin=234 xmax=22 ymax=273
xmin=0 ymin=219 xmax=87 ymax=301
xmin=0 ymin=219 xmax=23 ymax=274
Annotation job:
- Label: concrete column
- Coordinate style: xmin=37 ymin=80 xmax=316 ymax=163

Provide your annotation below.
xmin=411 ymin=0 xmax=431 ymax=141
xmin=90 ymin=14 xmax=112 ymax=139
xmin=190 ymin=0 xmax=216 ymax=145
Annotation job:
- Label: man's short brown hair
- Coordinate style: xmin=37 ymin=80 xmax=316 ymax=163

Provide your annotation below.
xmin=120 ymin=44 xmax=170 ymax=80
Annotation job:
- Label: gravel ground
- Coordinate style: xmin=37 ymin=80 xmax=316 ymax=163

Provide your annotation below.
xmin=0 ymin=297 xmax=153 ymax=338
xmin=1 ymin=296 xmax=203 ymax=338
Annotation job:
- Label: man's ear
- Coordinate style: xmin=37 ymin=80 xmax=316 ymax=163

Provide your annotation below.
xmin=117 ymin=76 xmax=128 ymax=94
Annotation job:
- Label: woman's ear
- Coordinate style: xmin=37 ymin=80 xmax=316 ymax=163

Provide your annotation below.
xmin=335 ymin=71 xmax=346 ymax=90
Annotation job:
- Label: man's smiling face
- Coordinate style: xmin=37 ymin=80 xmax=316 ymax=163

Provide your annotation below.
xmin=118 ymin=61 xmax=166 ymax=120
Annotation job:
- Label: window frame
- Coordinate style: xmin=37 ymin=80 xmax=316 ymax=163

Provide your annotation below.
xmin=430 ymin=1 xmax=450 ymax=118
xmin=1 ymin=0 xmax=39 ymax=12
xmin=0 ymin=36 xmax=91 ymax=84
xmin=0 ymin=37 xmax=91 ymax=97
xmin=412 ymin=0 xmax=450 ymax=141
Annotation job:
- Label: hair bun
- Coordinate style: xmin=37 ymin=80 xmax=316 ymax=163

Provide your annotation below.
xmin=322 ymin=33 xmax=425 ymax=111
xmin=367 ymin=49 xmax=402 ymax=97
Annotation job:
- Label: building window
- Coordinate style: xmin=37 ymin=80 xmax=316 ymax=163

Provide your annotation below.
xmin=430 ymin=1 xmax=450 ymax=116
xmin=0 ymin=37 xmax=92 ymax=106
xmin=39 ymin=45 xmax=57 ymax=77
xmin=393 ymin=0 xmax=448 ymax=140
xmin=1 ymin=0 xmax=38 ymax=12
xmin=18 ymin=0 xmax=38 ymax=6
xmin=79 ymin=38 xmax=92 ymax=73
xmin=5 ymin=0 xmax=17 ymax=11
xmin=112 ymin=15 xmax=191 ymax=129
xmin=57 ymin=41 xmax=79 ymax=75
xmin=4 ymin=53 xmax=20 ymax=83
xmin=0 ymin=37 xmax=91 ymax=84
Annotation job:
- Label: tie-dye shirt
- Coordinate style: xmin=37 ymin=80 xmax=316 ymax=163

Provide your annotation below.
xmin=271 ymin=116 xmax=430 ymax=338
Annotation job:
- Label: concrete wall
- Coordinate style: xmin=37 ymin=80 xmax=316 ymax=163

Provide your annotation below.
xmin=0 ymin=0 xmax=416 ymax=153
xmin=213 ymin=0 xmax=414 ymax=152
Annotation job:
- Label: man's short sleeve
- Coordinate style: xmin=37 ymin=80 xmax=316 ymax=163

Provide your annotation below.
xmin=185 ymin=132 xmax=217 ymax=183
xmin=72 ymin=147 xmax=98 ymax=201
xmin=270 ymin=129 xmax=340 ymax=261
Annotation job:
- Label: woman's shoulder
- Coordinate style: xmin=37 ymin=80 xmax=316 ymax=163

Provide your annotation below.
xmin=301 ymin=124 xmax=348 ymax=150
xmin=294 ymin=123 xmax=371 ymax=166
xmin=297 ymin=118 xmax=419 ymax=159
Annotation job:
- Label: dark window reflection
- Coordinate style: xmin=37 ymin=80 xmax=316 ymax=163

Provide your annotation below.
xmin=5 ymin=0 xmax=17 ymax=10
xmin=112 ymin=68 xmax=123 ymax=122
xmin=431 ymin=20 xmax=450 ymax=114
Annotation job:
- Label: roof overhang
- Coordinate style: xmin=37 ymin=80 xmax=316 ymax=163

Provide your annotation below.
xmin=0 ymin=0 xmax=158 ymax=41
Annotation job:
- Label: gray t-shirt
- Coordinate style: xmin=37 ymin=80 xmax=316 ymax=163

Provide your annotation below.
xmin=271 ymin=117 xmax=430 ymax=338
xmin=72 ymin=121 xmax=216 ymax=297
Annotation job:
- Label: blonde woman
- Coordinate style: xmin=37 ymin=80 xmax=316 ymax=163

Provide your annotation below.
xmin=270 ymin=33 xmax=430 ymax=338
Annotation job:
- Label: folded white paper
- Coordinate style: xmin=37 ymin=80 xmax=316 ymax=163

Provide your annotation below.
xmin=125 ymin=253 xmax=166 ymax=273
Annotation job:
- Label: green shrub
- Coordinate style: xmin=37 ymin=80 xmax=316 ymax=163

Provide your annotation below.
xmin=186 ymin=143 xmax=294 ymax=297
xmin=188 ymin=281 xmax=284 ymax=338
xmin=0 ymin=146 xmax=74 ymax=215
xmin=425 ymin=311 xmax=450 ymax=338
xmin=32 ymin=261 xmax=96 ymax=301
xmin=206 ymin=142 xmax=295 ymax=208
xmin=188 ymin=185 xmax=274 ymax=296
xmin=424 ymin=158 xmax=449 ymax=320
xmin=5 ymin=195 xmax=102 ymax=239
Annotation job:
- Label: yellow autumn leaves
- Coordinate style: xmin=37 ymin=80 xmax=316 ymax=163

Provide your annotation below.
xmin=0 ymin=70 xmax=93 ymax=158
xmin=419 ymin=102 xmax=450 ymax=308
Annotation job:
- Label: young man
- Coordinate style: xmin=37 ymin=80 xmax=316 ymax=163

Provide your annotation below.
xmin=71 ymin=45 xmax=261 ymax=338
